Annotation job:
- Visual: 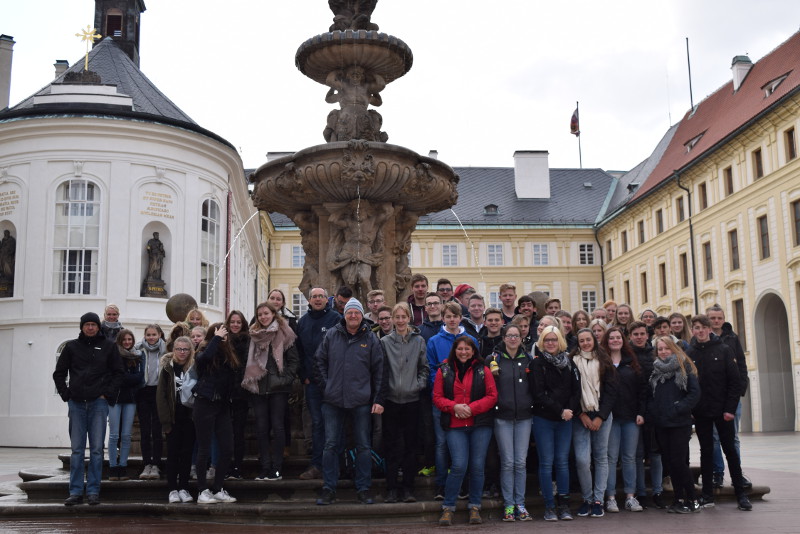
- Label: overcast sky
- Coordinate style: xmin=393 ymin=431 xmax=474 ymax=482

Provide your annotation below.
xmin=5 ymin=1 xmax=800 ymax=172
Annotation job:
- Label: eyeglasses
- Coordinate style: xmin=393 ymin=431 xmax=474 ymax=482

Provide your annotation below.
xmin=438 ymin=288 xmax=453 ymax=293
xmin=504 ymin=334 xmax=520 ymax=339
xmin=368 ymin=299 xmax=384 ymax=304
xmin=378 ymin=317 xmax=392 ymax=321
xmin=174 ymin=348 xmax=190 ymax=352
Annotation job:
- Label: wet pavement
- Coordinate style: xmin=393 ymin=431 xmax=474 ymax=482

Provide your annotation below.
xmin=0 ymin=432 xmax=798 ymax=533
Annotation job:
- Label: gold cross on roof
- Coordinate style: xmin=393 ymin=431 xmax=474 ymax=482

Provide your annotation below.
xmin=75 ymin=25 xmax=102 ymax=71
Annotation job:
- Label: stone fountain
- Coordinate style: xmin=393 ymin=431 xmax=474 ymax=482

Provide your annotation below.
xmin=251 ymin=1 xmax=459 ymax=304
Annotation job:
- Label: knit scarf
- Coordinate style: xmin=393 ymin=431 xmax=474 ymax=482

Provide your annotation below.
xmin=119 ymin=346 xmax=141 ymax=370
xmin=241 ymin=320 xmax=296 ymax=394
xmin=542 ymin=350 xmax=569 ymax=370
xmin=650 ymin=353 xmax=688 ymax=393
xmin=574 ymin=350 xmax=601 ymax=413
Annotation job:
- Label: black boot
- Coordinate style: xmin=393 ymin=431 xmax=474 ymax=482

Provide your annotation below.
xmin=556 ymin=494 xmax=573 ymax=520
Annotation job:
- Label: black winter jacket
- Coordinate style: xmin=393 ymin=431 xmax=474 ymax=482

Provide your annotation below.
xmin=53 ymin=332 xmax=123 ymax=404
xmin=688 ymin=334 xmax=740 ymax=418
xmin=611 ymin=354 xmax=645 ymax=422
xmin=194 ymin=336 xmax=237 ymax=402
xmin=530 ymin=355 xmax=582 ymax=422
xmin=646 ymin=371 xmax=700 ymax=428
xmin=720 ymin=322 xmax=748 ymax=396
xmin=487 ymin=349 xmax=533 ymax=421
xmin=420 ymin=319 xmax=444 ymax=342
xmin=296 ymin=303 xmax=341 ymax=383
xmin=116 ymin=348 xmax=144 ymax=404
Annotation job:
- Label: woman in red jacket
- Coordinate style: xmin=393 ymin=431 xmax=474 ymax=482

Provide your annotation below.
xmin=433 ymin=337 xmax=498 ymax=526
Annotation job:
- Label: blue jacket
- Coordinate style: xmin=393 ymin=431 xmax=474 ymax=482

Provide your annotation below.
xmin=426 ymin=325 xmax=477 ymax=388
xmin=314 ymin=319 xmax=386 ymax=408
xmin=296 ymin=302 xmax=341 ymax=383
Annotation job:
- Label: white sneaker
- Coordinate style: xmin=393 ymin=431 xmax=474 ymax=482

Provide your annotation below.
xmin=178 ymin=489 xmax=194 ymax=503
xmin=168 ymin=490 xmax=181 ymax=503
xmin=150 ymin=465 xmax=161 ymax=479
xmin=213 ymin=488 xmax=237 ymax=503
xmin=206 ymin=467 xmax=216 ymax=480
xmin=139 ymin=464 xmax=150 ymax=479
xmin=625 ymin=496 xmax=643 ymax=512
xmin=197 ymin=489 xmax=219 ymax=504
xmin=605 ymin=498 xmax=619 ymax=513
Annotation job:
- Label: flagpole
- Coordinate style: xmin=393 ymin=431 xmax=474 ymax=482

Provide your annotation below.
xmin=576 ymin=101 xmax=583 ymax=169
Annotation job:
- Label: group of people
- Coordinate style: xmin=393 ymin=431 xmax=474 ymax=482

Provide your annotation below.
xmin=52 ymin=275 xmax=753 ymax=526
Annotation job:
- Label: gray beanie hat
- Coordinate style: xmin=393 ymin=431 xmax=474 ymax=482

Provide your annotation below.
xmin=343 ymin=297 xmax=364 ymax=316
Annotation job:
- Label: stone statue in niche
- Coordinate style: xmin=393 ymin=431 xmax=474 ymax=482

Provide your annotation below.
xmin=323 ymin=66 xmax=388 ymax=143
xmin=327 ymin=199 xmax=392 ymax=301
xmin=290 ymin=211 xmax=320 ymax=298
xmin=0 ymin=229 xmax=15 ymax=297
xmin=142 ymin=231 xmax=168 ymax=298
xmin=328 ymin=0 xmax=379 ymax=31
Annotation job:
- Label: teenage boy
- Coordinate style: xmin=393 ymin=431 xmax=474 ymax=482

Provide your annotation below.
xmin=554 ymin=310 xmax=576 ymax=352
xmin=687 ymin=315 xmax=752 ymax=511
xmin=436 ymin=278 xmax=456 ymax=302
xmin=651 ymin=316 xmax=671 ymax=338
xmin=545 ymin=298 xmax=562 ymax=316
xmin=426 ymin=302 xmax=476 ymax=499
xmin=481 ymin=307 xmax=505 ymax=358
xmin=419 ymin=293 xmax=444 ymax=342
xmin=407 ymin=274 xmax=429 ymax=326
xmin=461 ymin=293 xmax=486 ymax=339
xmin=417 ymin=292 xmax=445 ymax=478
xmin=510 ymin=314 xmax=533 ymax=353
xmin=364 ymin=290 xmax=385 ymax=322
xmin=706 ymin=305 xmax=750 ymax=490
xmin=499 ymin=283 xmax=517 ymax=324
xmin=371 ymin=305 xmax=394 ymax=338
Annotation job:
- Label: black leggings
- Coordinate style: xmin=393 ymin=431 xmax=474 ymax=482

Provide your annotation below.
xmin=165 ymin=403 xmax=195 ymax=491
xmin=656 ymin=425 xmax=695 ymax=503
xmin=193 ymin=396 xmax=233 ymax=493
xmin=136 ymin=386 xmax=163 ymax=466
xmin=251 ymin=392 xmax=289 ymax=471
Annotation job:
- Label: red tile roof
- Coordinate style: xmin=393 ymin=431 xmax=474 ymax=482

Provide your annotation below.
xmin=630 ymin=31 xmax=800 ymax=203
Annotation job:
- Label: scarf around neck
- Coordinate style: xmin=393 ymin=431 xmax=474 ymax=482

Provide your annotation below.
xmin=241 ymin=320 xmax=296 ymax=394
xmin=542 ymin=350 xmax=569 ymax=370
xmin=650 ymin=353 xmax=688 ymax=393
xmin=574 ymin=350 xmax=601 ymax=413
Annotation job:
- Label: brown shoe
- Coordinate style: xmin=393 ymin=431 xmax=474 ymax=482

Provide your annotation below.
xmin=469 ymin=506 xmax=482 ymax=524
xmin=299 ymin=466 xmax=322 ymax=480
xmin=439 ymin=508 xmax=453 ymax=526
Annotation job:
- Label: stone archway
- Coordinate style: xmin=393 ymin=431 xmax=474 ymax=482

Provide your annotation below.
xmin=754 ymin=293 xmax=795 ymax=431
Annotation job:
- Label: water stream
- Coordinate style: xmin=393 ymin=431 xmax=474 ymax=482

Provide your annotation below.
xmin=449 ymin=208 xmax=484 ymax=283
xmin=208 ymin=209 xmax=261 ymax=304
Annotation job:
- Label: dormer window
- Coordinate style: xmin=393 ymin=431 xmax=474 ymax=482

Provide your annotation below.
xmin=762 ymin=72 xmax=790 ymax=98
xmin=684 ymin=131 xmax=705 ymax=153
xmin=483 ymin=204 xmax=499 ymax=215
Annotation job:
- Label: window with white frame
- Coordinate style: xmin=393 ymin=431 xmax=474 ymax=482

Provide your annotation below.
xmin=53 ymin=179 xmax=100 ymax=294
xmin=292 ymin=245 xmax=305 ymax=268
xmin=292 ymin=292 xmax=308 ymax=318
xmin=532 ymin=243 xmax=549 ymax=265
xmin=579 ymin=243 xmax=595 ymax=265
xmin=442 ymin=244 xmax=458 ymax=267
xmin=200 ymin=199 xmax=221 ymax=306
xmin=488 ymin=291 xmax=501 ymax=309
xmin=487 ymin=244 xmax=504 ymax=266
xmin=581 ymin=290 xmax=597 ymax=312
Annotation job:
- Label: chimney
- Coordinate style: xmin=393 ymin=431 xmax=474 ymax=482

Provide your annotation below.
xmin=0 ymin=35 xmax=14 ymax=110
xmin=513 ymin=150 xmax=550 ymax=199
xmin=731 ymin=55 xmax=752 ymax=92
xmin=428 ymin=150 xmax=439 ymax=160
xmin=54 ymin=59 xmax=69 ymax=79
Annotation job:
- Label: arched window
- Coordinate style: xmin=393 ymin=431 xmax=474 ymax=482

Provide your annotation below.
xmin=200 ymin=199 xmax=221 ymax=306
xmin=53 ymin=179 xmax=100 ymax=294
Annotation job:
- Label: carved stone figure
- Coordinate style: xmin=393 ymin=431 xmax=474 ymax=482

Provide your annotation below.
xmin=328 ymin=0 xmax=379 ymax=31
xmin=291 ymin=211 xmax=320 ymax=298
xmin=146 ymin=232 xmax=165 ymax=282
xmin=323 ymin=67 xmax=388 ymax=142
xmin=0 ymin=229 xmax=15 ymax=282
xmin=327 ymin=199 xmax=392 ymax=300
xmin=392 ymin=209 xmax=418 ymax=294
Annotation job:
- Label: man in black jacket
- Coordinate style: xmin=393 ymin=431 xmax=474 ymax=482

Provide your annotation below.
xmin=53 ymin=312 xmax=123 ymax=506
xmin=707 ymin=304 xmax=751 ymax=489
xmin=687 ymin=315 xmax=752 ymax=511
xmin=297 ymin=287 xmax=342 ymax=481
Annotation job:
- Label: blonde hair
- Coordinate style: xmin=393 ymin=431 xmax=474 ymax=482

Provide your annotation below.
xmin=391 ymin=302 xmax=412 ymax=318
xmin=185 ymin=308 xmax=209 ymax=328
xmin=653 ymin=335 xmax=697 ymax=377
xmin=171 ymin=336 xmax=196 ymax=370
xmin=536 ymin=325 xmax=567 ymax=353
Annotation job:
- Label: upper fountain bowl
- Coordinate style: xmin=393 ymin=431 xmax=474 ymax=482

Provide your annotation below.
xmin=296 ymin=30 xmax=414 ymax=85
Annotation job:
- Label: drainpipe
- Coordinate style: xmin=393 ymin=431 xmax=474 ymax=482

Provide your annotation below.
xmin=594 ymin=228 xmax=606 ymax=302
xmin=226 ymin=189 xmax=232 ymax=317
xmin=674 ymin=171 xmax=699 ymax=315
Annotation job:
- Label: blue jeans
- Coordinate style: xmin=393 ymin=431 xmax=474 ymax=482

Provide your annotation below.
xmin=322 ymin=403 xmax=372 ymax=492
xmin=573 ymin=413 xmax=613 ymax=502
xmin=107 ymin=402 xmax=136 ymax=467
xmin=305 ymin=383 xmax=325 ymax=470
xmin=443 ymin=425 xmax=493 ymax=509
xmin=432 ymin=405 xmax=449 ymax=487
xmin=68 ymin=398 xmax=108 ymax=496
xmin=532 ymin=416 xmax=572 ymax=508
xmin=713 ymin=400 xmax=742 ymax=474
xmin=494 ymin=417 xmax=532 ymax=507
xmin=636 ymin=427 xmax=662 ymax=495
xmin=606 ymin=418 xmax=640 ymax=496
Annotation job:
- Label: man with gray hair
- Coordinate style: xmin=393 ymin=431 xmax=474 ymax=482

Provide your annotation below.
xmin=297 ymin=287 xmax=341 ymax=480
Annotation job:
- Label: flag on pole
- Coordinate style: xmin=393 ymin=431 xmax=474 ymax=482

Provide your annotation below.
xmin=570 ymin=107 xmax=580 ymax=136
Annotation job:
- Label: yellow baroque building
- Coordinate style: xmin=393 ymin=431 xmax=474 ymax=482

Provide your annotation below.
xmin=259 ymin=32 xmax=800 ymax=433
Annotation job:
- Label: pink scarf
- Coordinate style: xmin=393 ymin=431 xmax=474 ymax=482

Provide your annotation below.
xmin=241 ymin=320 xmax=296 ymax=394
